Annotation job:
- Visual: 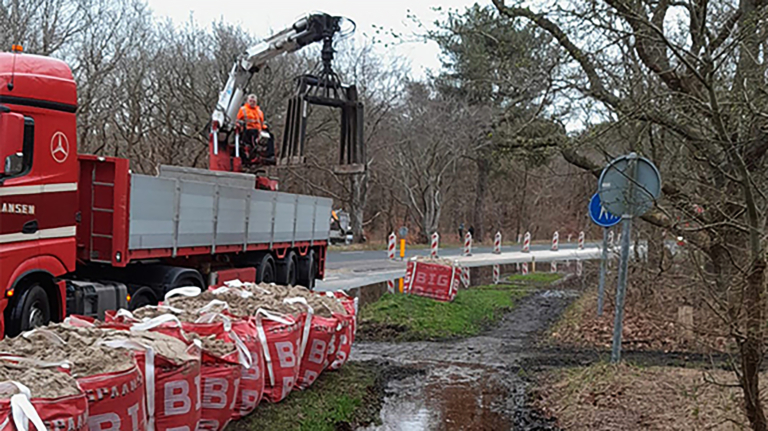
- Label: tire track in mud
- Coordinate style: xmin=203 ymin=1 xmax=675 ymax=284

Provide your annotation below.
xmin=351 ymin=277 xmax=581 ymax=430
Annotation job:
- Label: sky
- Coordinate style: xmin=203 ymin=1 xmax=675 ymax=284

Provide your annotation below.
xmin=144 ymin=0 xmax=482 ymax=80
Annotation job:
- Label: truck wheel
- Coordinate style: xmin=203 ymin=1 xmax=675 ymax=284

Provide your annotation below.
xmin=7 ymin=284 xmax=50 ymax=336
xmin=129 ymin=287 xmax=157 ymax=311
xmin=276 ymin=252 xmax=298 ymax=286
xmin=256 ymin=254 xmax=276 ymax=284
xmin=297 ymin=250 xmax=316 ymax=290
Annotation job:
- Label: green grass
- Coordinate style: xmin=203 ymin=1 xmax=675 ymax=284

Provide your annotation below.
xmin=233 ymin=362 xmax=379 ymax=431
xmin=507 ymin=272 xmax=562 ymax=285
xmin=359 ymin=284 xmax=528 ymax=341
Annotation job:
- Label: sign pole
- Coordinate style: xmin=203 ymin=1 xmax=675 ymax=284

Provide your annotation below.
xmin=597 ymin=227 xmax=608 ymax=316
xmin=610 ymin=154 xmax=638 ymax=364
xmin=611 ymin=215 xmax=633 ymax=363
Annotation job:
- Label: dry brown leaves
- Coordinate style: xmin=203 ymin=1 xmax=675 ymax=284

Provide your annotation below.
xmin=537 ymin=364 xmax=754 ymax=430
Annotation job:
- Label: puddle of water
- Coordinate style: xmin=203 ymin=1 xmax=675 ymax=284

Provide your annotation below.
xmin=361 ymin=365 xmax=514 ymax=431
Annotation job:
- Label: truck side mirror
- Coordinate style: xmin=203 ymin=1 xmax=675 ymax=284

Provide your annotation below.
xmin=0 ymin=112 xmax=25 ymax=176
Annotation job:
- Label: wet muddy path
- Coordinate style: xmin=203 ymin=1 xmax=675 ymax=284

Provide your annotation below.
xmin=352 ymin=279 xmax=580 ymax=430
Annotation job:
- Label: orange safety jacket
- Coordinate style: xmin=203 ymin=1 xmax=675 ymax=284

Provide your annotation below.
xmin=237 ymin=104 xmax=264 ymax=131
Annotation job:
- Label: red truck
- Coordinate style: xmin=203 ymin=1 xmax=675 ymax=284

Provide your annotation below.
xmin=0 ymin=50 xmax=336 ymax=337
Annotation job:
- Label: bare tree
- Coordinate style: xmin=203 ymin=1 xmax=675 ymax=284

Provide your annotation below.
xmin=492 ymin=0 xmax=768 ymax=428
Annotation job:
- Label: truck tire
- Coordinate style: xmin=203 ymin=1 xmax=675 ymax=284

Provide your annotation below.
xmin=256 ymin=253 xmax=276 ymax=284
xmin=297 ymin=250 xmax=316 ymax=290
xmin=276 ymin=251 xmax=298 ymax=286
xmin=7 ymin=283 xmax=50 ymax=336
xmin=129 ymin=286 xmax=157 ymax=311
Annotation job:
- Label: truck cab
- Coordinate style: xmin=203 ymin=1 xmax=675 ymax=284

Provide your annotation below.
xmin=0 ymin=50 xmax=79 ymax=336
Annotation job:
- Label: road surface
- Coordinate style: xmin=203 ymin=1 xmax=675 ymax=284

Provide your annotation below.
xmin=317 ymin=242 xmax=605 ymax=292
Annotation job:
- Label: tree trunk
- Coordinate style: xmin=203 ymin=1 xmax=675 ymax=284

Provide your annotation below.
xmin=742 ymin=256 xmax=767 ymax=431
xmin=473 ymin=157 xmax=489 ymax=242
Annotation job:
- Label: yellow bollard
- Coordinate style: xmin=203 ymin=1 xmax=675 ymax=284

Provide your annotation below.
xmin=400 ymin=239 xmax=406 ymax=260
xmin=398 ymin=278 xmax=404 ymax=293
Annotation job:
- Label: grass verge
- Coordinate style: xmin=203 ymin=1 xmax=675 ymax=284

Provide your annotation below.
xmin=232 ymin=362 xmax=382 ymax=431
xmin=536 ymin=362 xmax=755 ymax=430
xmin=358 ymin=282 xmax=534 ymax=341
xmin=507 ymin=272 xmax=563 ymax=285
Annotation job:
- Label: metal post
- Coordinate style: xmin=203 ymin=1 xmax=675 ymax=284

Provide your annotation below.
xmin=611 ymin=153 xmax=638 ymax=363
xmin=598 ymin=227 xmax=608 ymax=316
xmin=611 ymin=216 xmax=633 ymax=363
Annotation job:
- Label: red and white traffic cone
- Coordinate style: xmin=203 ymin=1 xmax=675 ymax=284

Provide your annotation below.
xmin=578 ymin=231 xmax=585 ymax=250
xmin=431 ymin=232 xmax=439 ymax=258
xmin=388 ymin=232 xmax=396 ymax=260
xmin=493 ymin=264 xmax=500 ymax=284
xmin=522 ymin=262 xmax=529 ymax=275
xmin=551 ymin=231 xmax=559 ymax=251
xmin=551 ymin=260 xmax=557 ymax=273
xmin=464 ymin=232 xmax=473 ymax=256
xmin=387 ymin=279 xmax=395 ymax=293
xmin=493 ymin=231 xmax=502 ymax=254
xmin=522 ymin=232 xmax=531 ymax=253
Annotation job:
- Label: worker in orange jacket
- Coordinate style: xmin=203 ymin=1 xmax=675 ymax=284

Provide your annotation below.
xmin=238 ymin=94 xmax=264 ymax=133
xmin=237 ymin=94 xmax=275 ymax=165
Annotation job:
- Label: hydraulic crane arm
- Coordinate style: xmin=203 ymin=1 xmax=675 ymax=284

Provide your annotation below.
xmin=208 ymin=12 xmax=365 ymax=178
xmin=211 ymin=13 xmax=342 ymax=133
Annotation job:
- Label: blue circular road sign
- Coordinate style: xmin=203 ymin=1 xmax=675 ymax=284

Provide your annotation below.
xmin=589 ymin=193 xmax=621 ymax=227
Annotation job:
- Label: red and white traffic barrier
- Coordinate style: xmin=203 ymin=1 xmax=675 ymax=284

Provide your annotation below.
xmin=387 ymin=279 xmax=395 ymax=294
xmin=551 ymin=261 xmax=557 ymax=273
xmin=493 ymin=264 xmax=500 ymax=284
xmin=388 ymin=232 xmax=396 ymax=260
xmin=578 ymin=231 xmax=585 ymax=250
xmin=522 ymin=262 xmax=529 ymax=275
xmin=551 ymin=231 xmax=559 ymax=251
xmin=461 ymin=266 xmax=470 ymax=287
xmin=522 ymin=232 xmax=531 ymax=253
xmin=464 ymin=232 xmax=472 ymax=256
xmin=493 ymin=231 xmax=501 ymax=254
xmin=430 ymin=232 xmax=439 ymax=258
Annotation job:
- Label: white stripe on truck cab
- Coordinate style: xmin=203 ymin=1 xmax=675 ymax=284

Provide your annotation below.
xmin=0 ymin=182 xmax=78 ymax=197
xmin=0 ymin=226 xmax=77 ymax=244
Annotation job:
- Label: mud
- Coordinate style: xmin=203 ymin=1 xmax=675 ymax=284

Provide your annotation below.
xmin=352 ymin=276 xmax=584 ymax=430
xmin=0 ymin=363 xmax=81 ymax=399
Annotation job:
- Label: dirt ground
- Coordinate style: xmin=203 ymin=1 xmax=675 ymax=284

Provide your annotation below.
xmin=535 ymin=364 xmax=756 ymax=430
xmin=350 ymin=271 xmax=744 ymax=430
xmin=351 ymin=276 xmax=582 ymax=430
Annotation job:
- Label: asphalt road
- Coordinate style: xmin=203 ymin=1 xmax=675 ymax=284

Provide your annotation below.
xmin=326 ymin=242 xmax=599 ymax=270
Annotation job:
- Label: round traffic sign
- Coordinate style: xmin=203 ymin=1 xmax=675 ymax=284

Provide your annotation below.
xmin=589 ymin=193 xmax=621 ymax=227
xmin=598 ymin=153 xmax=661 ymax=217
xmin=398 ymin=226 xmax=408 ymax=238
